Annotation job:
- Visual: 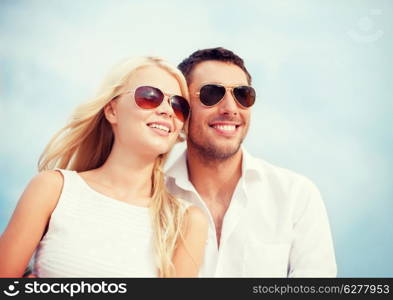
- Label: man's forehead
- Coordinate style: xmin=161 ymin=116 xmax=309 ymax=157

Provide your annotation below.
xmin=189 ymin=60 xmax=249 ymax=87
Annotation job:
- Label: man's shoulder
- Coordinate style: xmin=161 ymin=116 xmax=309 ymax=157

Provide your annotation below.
xmin=248 ymin=154 xmax=323 ymax=210
xmin=246 ymin=152 xmax=317 ymax=190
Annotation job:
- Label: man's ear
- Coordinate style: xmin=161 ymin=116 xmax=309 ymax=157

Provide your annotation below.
xmin=104 ymin=99 xmax=118 ymax=124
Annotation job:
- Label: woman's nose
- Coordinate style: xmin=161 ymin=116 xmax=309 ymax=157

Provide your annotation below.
xmin=155 ymin=97 xmax=174 ymax=118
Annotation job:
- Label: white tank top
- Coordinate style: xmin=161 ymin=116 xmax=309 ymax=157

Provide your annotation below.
xmin=33 ymin=169 xmax=189 ymax=277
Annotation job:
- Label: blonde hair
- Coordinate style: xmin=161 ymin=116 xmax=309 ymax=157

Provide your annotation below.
xmin=38 ymin=56 xmax=190 ymax=277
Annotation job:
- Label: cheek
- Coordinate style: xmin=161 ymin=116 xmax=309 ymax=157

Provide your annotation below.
xmin=190 ymin=106 xmax=210 ymax=125
xmin=242 ymin=110 xmax=251 ymax=124
xmin=241 ymin=112 xmax=251 ymax=134
xmin=173 ymin=123 xmax=182 ymax=134
xmin=116 ymin=107 xmax=149 ymax=135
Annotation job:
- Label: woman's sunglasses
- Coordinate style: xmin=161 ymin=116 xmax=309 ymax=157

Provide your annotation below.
xmin=196 ymin=84 xmax=256 ymax=108
xmin=128 ymin=86 xmax=190 ymax=122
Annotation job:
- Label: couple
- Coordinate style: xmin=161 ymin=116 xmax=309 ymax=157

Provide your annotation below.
xmin=0 ymin=47 xmax=337 ymax=278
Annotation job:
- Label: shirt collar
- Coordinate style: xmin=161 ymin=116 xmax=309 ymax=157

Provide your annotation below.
xmin=165 ymin=150 xmax=194 ymax=191
xmin=166 ymin=146 xmax=262 ymax=191
xmin=241 ymin=146 xmax=262 ymax=180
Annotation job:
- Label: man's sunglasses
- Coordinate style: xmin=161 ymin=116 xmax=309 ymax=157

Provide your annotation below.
xmin=196 ymin=84 xmax=256 ymax=108
xmin=127 ymin=86 xmax=190 ymax=122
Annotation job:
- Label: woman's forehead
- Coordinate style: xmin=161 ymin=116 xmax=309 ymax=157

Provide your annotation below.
xmin=125 ymin=66 xmax=181 ymax=94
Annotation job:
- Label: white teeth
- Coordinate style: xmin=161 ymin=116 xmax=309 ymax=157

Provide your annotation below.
xmin=148 ymin=123 xmax=170 ymax=132
xmin=213 ymin=125 xmax=236 ymax=131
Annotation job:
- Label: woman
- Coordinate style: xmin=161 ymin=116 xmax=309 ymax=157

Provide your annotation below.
xmin=0 ymin=56 xmax=208 ymax=277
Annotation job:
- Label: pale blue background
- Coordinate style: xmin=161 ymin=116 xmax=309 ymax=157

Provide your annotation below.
xmin=0 ymin=0 xmax=392 ymax=277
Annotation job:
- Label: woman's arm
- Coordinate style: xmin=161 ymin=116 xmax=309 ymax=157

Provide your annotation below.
xmin=0 ymin=170 xmax=63 ymax=277
xmin=171 ymin=206 xmax=208 ymax=277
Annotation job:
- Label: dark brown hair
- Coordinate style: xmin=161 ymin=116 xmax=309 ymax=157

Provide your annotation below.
xmin=178 ymin=47 xmax=252 ymax=85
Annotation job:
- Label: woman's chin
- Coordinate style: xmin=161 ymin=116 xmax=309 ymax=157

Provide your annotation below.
xmin=142 ymin=143 xmax=173 ymax=159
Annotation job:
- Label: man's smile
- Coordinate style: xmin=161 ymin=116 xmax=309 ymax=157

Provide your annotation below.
xmin=208 ymin=122 xmax=241 ymax=137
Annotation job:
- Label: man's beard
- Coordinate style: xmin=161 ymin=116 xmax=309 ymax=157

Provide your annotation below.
xmin=188 ymin=135 xmax=242 ymax=162
xmin=187 ymin=125 xmax=245 ymax=163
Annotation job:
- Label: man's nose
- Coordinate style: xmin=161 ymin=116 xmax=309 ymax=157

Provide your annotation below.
xmin=217 ymin=88 xmax=239 ymax=116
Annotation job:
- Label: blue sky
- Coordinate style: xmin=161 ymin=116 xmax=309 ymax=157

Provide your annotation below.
xmin=1 ymin=0 xmax=392 ymax=276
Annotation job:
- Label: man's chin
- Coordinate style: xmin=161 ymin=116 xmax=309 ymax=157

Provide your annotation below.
xmin=188 ymin=132 xmax=243 ymax=160
xmin=201 ymin=142 xmax=241 ymax=160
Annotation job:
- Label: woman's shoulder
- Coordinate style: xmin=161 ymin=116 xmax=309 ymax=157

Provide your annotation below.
xmin=30 ymin=170 xmax=64 ymax=190
xmin=185 ymin=206 xmax=208 ymax=225
xmin=12 ymin=170 xmax=65 ymax=224
xmin=24 ymin=170 xmax=64 ymax=209
xmin=177 ymin=200 xmax=208 ymax=231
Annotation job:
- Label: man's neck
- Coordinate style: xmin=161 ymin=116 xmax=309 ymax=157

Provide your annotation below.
xmin=186 ymin=147 xmax=243 ymax=203
xmin=186 ymin=146 xmax=243 ymax=248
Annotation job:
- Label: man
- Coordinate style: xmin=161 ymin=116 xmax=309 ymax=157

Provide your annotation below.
xmin=166 ymin=47 xmax=337 ymax=277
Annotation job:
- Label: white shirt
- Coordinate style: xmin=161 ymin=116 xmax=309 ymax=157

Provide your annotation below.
xmin=166 ymin=148 xmax=337 ymax=277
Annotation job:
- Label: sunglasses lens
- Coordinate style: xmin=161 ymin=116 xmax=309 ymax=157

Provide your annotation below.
xmin=233 ymin=86 xmax=256 ymax=107
xmin=135 ymin=86 xmax=189 ymax=122
xmin=134 ymin=86 xmax=163 ymax=109
xmin=199 ymin=84 xmax=226 ymax=106
xmin=170 ymin=96 xmax=190 ymax=122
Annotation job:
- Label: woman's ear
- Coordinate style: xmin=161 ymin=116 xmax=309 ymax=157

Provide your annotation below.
xmin=104 ymin=99 xmax=118 ymax=124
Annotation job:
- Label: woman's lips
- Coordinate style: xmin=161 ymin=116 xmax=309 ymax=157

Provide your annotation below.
xmin=147 ymin=121 xmax=172 ymax=137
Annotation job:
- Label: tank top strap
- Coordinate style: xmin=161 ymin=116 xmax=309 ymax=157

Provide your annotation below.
xmin=53 ymin=168 xmax=79 ymax=190
xmin=50 ymin=168 xmax=83 ymax=210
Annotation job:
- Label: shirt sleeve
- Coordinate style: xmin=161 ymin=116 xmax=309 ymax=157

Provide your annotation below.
xmin=288 ymin=179 xmax=337 ymax=277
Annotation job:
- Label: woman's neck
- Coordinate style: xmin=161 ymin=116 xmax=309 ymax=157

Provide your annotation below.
xmin=88 ymin=142 xmax=156 ymax=201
